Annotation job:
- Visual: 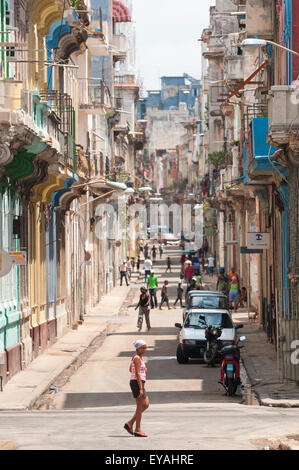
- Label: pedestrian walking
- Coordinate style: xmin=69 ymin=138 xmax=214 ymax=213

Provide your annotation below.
xmin=192 ymin=257 xmax=200 ymax=274
xmin=207 ymin=255 xmax=215 ymax=276
xmin=144 ymin=243 xmax=149 ymax=259
xmin=194 ymin=273 xmax=202 ymax=289
xmin=144 ymin=257 xmax=152 ymax=283
xmin=126 ymin=257 xmax=132 ymax=280
xmin=174 ymin=274 xmax=184 ymax=308
xmin=120 ymin=260 xmax=129 ymax=286
xmin=147 ymin=270 xmax=158 ymax=309
xmin=136 ymin=255 xmax=140 ymax=272
xmin=159 ymin=280 xmax=171 ymax=310
xmin=229 ymin=276 xmax=239 ymax=312
xmin=135 ymin=287 xmax=151 ymax=331
xmin=217 ymin=268 xmax=229 ymax=294
xmin=151 ymin=245 xmax=157 ymax=263
xmin=124 ymin=340 xmax=149 ymax=438
xmin=165 ymin=256 xmax=172 ymax=273
xmin=131 ymin=257 xmax=135 ymax=273
xmin=184 ymin=261 xmax=194 ymax=286
xmin=185 ymin=278 xmax=199 ymax=300
xmin=239 ymin=287 xmax=247 ymax=308
xmin=159 ymin=244 xmax=163 ymax=259
xmin=228 ymin=266 xmax=240 ymax=284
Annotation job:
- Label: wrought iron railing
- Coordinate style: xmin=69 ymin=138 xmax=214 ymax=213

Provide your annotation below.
xmin=78 ymin=78 xmax=105 ymax=106
xmin=39 ymin=90 xmax=74 ymax=136
xmin=39 ymin=90 xmax=75 ymax=168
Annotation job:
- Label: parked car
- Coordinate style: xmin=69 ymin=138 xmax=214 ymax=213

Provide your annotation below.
xmin=183 ymin=291 xmax=229 ymax=321
xmin=175 ymin=309 xmax=243 ymax=364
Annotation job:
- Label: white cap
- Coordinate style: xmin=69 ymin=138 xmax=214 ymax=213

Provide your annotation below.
xmin=133 ymin=340 xmax=147 ymax=350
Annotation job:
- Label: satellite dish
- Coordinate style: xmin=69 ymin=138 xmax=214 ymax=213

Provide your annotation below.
xmin=0 ymin=250 xmax=13 ymax=277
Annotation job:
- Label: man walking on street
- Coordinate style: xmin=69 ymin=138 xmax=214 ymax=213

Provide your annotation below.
xmin=207 ymin=255 xmax=215 ymax=277
xmin=135 ymin=287 xmax=151 ymax=331
xmin=147 ymin=270 xmax=158 ymax=309
xmin=174 ymin=274 xmax=184 ymax=308
xmin=159 ymin=280 xmax=171 ymax=310
xmin=144 ymin=257 xmax=152 ymax=283
xmin=165 ymin=256 xmax=172 ymax=273
xmin=126 ymin=257 xmax=132 ymax=280
xmin=184 ymin=261 xmax=194 ymax=286
xmin=120 ymin=260 xmax=129 ymax=286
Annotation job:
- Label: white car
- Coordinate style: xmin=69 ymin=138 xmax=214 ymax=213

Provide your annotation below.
xmin=175 ymin=309 xmax=243 ymax=363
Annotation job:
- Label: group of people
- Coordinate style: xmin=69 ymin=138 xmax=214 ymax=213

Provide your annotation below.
xmin=216 ymin=266 xmax=247 ymax=312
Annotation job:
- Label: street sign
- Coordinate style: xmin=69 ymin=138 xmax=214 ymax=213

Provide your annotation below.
xmin=240 ymin=246 xmax=263 ymax=254
xmin=0 ymin=250 xmax=13 ymax=277
xmin=247 ymin=232 xmax=270 ymax=250
xmin=8 ymin=251 xmax=27 ymax=265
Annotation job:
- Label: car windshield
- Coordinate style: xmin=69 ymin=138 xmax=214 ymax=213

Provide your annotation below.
xmin=190 ymin=295 xmax=228 ymax=309
xmin=184 ymin=312 xmax=233 ymax=329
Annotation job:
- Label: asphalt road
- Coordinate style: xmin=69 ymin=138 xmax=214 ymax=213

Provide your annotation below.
xmin=0 ymin=247 xmax=298 ymax=450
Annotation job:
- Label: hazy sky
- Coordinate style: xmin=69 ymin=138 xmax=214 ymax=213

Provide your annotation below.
xmin=133 ymin=0 xmax=215 ymax=92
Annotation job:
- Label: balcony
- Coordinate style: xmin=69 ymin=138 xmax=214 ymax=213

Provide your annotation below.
xmin=39 ymin=90 xmax=75 ymax=168
xmin=87 ymin=21 xmax=109 ymax=56
xmin=268 ymin=85 xmax=299 ymax=149
xmin=114 ymin=74 xmax=136 ymax=86
xmin=111 ymin=34 xmax=126 ymax=61
xmin=247 ymin=117 xmax=286 ymax=178
xmin=77 ymin=78 xmax=106 ymax=114
xmin=225 ymin=55 xmax=244 ymax=82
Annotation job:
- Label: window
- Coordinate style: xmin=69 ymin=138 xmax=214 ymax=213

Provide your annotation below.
xmin=184 ymin=312 xmax=233 ymax=329
xmin=190 ymin=295 xmax=228 ymax=309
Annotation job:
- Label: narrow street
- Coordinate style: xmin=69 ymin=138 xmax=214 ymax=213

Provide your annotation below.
xmin=1 ymin=0 xmax=299 ymax=455
xmin=0 ymin=247 xmax=298 ymax=450
xmin=49 ymin=246 xmax=242 ymax=410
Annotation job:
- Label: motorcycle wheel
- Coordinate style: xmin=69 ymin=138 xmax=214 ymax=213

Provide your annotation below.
xmin=176 ymin=344 xmax=189 ymax=364
xmin=204 ymin=345 xmax=217 ymax=366
xmin=227 ymin=378 xmax=236 ymax=396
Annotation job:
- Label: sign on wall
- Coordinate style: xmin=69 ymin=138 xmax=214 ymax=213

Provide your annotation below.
xmin=247 ymin=232 xmax=270 ymax=250
xmin=8 ymin=251 xmax=27 ymax=266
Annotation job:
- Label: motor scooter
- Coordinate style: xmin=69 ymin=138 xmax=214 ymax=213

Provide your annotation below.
xmin=199 ymin=315 xmax=222 ymax=367
xmin=218 ymin=335 xmax=246 ymax=396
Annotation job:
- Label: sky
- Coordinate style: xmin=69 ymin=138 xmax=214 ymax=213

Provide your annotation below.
xmin=132 ymin=0 xmax=215 ymax=93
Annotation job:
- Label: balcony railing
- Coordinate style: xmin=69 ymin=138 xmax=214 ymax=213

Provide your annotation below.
xmin=78 ymin=78 xmax=105 ymax=108
xmin=39 ymin=90 xmax=74 ymax=136
xmin=114 ymin=75 xmax=136 ymax=86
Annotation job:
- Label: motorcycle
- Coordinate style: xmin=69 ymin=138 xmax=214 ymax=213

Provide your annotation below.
xmin=219 ymin=335 xmax=246 ymax=396
xmin=199 ymin=315 xmax=222 ymax=367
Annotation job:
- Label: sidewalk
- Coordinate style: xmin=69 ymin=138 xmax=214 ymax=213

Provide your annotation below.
xmin=0 ymin=276 xmax=139 ymax=411
xmin=205 ymin=273 xmax=299 ymax=407
xmin=233 ymin=309 xmax=299 ymax=408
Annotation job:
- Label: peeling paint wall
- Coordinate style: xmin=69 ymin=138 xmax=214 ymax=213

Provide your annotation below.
xmin=246 ymin=0 xmax=275 ymax=39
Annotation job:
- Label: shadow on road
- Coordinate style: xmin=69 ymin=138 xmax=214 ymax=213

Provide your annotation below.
xmin=61 ymin=389 xmax=239 ymax=409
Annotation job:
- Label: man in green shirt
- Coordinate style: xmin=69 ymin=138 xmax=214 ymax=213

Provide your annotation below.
xmin=147 ymin=270 xmax=158 ymax=309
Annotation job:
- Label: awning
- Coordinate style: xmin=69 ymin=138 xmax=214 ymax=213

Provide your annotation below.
xmin=113 ymin=0 xmax=131 ymax=22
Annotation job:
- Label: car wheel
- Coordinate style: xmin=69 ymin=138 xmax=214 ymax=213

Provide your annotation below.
xmin=176 ymin=344 xmax=189 ymax=364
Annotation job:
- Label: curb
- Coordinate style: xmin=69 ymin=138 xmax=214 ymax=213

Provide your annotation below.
xmin=241 ymin=351 xmax=299 ymax=408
